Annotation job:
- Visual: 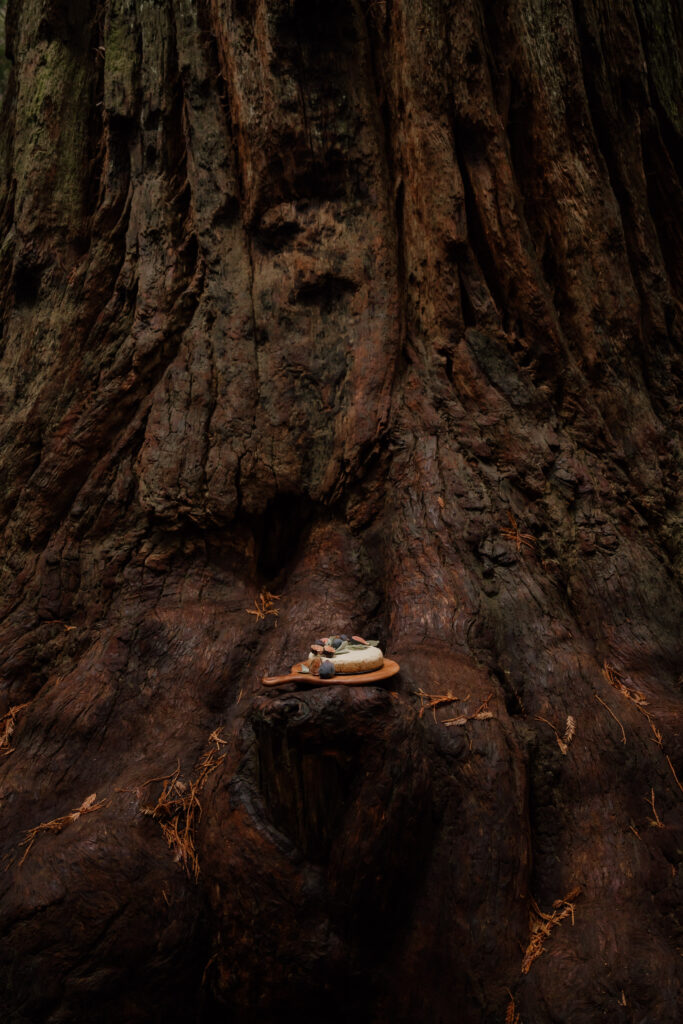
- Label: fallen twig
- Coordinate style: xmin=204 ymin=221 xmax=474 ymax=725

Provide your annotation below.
xmin=413 ymin=688 xmax=463 ymax=720
xmin=522 ymin=887 xmax=580 ymax=973
xmin=444 ymin=693 xmax=494 ymax=727
xmin=19 ymin=793 xmax=108 ymax=866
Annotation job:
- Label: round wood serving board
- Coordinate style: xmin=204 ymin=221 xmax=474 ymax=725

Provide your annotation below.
xmin=262 ymin=658 xmax=400 ymax=688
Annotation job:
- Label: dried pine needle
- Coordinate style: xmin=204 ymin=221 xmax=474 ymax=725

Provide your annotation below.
xmin=19 ymin=793 xmax=108 ymax=866
xmin=444 ymin=694 xmax=494 ymax=727
xmin=535 ymin=713 xmax=575 ymax=755
xmin=601 ymin=661 xmax=648 ymax=707
xmin=246 ymin=590 xmax=281 ymax=621
xmin=521 ymin=887 xmax=580 ymax=974
xmin=208 ymin=729 xmax=227 ymax=747
xmin=646 ymin=788 xmax=664 ymax=829
xmin=666 ymin=755 xmax=683 ymax=795
xmin=594 ymin=694 xmax=626 ymax=744
xmin=413 ymin=688 xmax=461 ymax=719
xmin=600 ymin=662 xmax=681 ymax=797
xmin=0 ymin=702 xmax=30 ymax=757
xmin=505 ymin=990 xmax=522 ymax=1024
xmin=140 ymin=730 xmax=227 ymax=881
xmin=648 ymin=718 xmax=664 ymax=748
xmin=501 ymin=511 xmax=536 ymax=553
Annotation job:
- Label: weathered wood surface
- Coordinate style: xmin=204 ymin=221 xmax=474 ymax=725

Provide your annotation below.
xmin=0 ymin=0 xmax=681 ymax=1020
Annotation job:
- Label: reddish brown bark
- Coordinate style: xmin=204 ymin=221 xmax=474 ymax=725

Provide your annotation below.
xmin=0 ymin=0 xmax=681 ymax=1021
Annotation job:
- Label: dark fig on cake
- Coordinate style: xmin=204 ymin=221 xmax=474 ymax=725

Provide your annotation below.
xmin=319 ymin=660 xmax=335 ymax=679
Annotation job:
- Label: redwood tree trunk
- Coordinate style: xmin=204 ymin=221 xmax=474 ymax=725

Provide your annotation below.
xmin=0 ymin=0 xmax=681 ymax=1021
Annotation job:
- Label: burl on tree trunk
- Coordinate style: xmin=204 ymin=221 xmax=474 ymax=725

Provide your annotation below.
xmin=0 ymin=0 xmax=681 ymax=1021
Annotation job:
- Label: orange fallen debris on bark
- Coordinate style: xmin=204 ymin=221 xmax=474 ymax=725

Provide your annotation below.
xmin=521 ymin=887 xmax=581 ymax=974
xmin=19 ymin=793 xmax=109 ymax=866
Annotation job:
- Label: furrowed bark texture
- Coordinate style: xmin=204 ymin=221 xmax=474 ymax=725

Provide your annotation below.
xmin=0 ymin=1 xmax=681 ymax=1021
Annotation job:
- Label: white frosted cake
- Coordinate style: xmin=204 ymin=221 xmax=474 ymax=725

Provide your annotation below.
xmin=326 ymin=646 xmax=383 ymax=673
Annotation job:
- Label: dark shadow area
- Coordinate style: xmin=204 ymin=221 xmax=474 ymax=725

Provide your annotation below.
xmin=255 ymin=492 xmax=319 ymax=580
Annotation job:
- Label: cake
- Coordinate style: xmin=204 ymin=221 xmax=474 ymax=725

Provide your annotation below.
xmin=261 ymin=633 xmax=397 ymax=688
xmin=301 ymin=635 xmax=383 ymax=678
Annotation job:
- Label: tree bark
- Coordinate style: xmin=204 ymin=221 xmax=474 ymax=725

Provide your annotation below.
xmin=0 ymin=0 xmax=681 ymax=1021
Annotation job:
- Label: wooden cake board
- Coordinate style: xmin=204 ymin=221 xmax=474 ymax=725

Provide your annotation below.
xmin=262 ymin=658 xmax=400 ymax=688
